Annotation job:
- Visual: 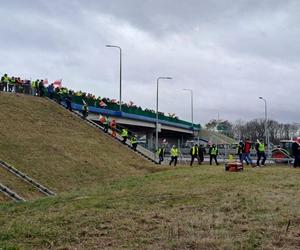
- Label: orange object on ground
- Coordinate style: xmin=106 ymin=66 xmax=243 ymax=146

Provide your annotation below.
xmin=225 ymin=162 xmax=243 ymax=172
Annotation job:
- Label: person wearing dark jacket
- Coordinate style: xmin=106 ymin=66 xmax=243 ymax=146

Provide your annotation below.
xmin=198 ymin=144 xmax=206 ymax=164
xmin=292 ymin=141 xmax=300 ymax=168
xmin=157 ymin=146 xmax=165 ymax=164
xmin=190 ymin=144 xmax=199 ymax=166
xmin=65 ymin=91 xmax=73 ymax=111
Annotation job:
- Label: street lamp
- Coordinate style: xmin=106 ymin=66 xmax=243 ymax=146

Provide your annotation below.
xmin=259 ymin=96 xmax=269 ymax=156
xmin=106 ymin=45 xmax=122 ymax=112
xmin=156 ymin=77 xmax=172 ymax=156
xmin=183 ymin=88 xmax=194 ymax=132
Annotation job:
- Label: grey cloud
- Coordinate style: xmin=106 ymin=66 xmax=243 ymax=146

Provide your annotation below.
xmin=0 ymin=0 xmax=300 ymax=125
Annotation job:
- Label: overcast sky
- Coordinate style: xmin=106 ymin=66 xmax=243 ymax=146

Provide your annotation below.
xmin=1 ymin=0 xmax=299 ymax=125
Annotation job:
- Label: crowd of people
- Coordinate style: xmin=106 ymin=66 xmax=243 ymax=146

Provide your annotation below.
xmin=2 ymin=73 xmax=299 ymax=167
xmin=0 ymin=73 xmax=46 ymax=96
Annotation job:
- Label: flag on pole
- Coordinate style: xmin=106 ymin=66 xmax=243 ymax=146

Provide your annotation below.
xmin=52 ymin=79 xmax=62 ymax=88
xmin=99 ymin=100 xmax=107 ymax=107
xmin=44 ymin=79 xmax=49 ymax=85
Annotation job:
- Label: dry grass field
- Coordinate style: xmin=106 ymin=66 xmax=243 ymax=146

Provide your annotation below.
xmin=1 ymin=165 xmax=300 ymax=249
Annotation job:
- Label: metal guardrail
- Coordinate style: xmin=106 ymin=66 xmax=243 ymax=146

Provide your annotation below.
xmin=55 ymin=102 xmax=159 ymax=164
xmin=0 ymin=160 xmax=56 ymax=196
xmin=0 ymin=183 xmax=25 ymax=202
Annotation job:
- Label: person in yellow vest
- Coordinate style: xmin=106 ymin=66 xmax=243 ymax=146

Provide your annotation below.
xmin=0 ymin=74 xmax=9 ymax=91
xmin=169 ymin=145 xmax=179 ymax=166
xmin=8 ymin=76 xmax=16 ymax=92
xmin=130 ymin=135 xmax=138 ymax=151
xmin=190 ymin=144 xmax=199 ymax=166
xmin=121 ymin=128 xmax=128 ymax=144
xmin=209 ymin=144 xmax=219 ymax=165
xmin=255 ymin=139 xmax=266 ymax=167
xmin=157 ymin=146 xmax=165 ymax=164
xmin=103 ymin=115 xmax=110 ymax=133
xmin=31 ymin=80 xmax=37 ymax=96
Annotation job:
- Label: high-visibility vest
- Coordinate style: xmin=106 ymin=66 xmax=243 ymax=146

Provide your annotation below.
xmin=131 ymin=137 xmax=137 ymax=144
xmin=3 ymin=75 xmax=9 ymax=83
xmin=192 ymin=146 xmax=198 ymax=155
xmin=258 ymin=143 xmax=265 ymax=152
xmin=157 ymin=148 xmax=165 ymax=156
xmin=121 ymin=129 xmax=128 ymax=137
xmin=211 ymin=147 xmax=218 ymax=155
xmin=171 ymin=148 xmax=178 ymax=157
xmin=31 ymin=81 xmax=36 ymax=88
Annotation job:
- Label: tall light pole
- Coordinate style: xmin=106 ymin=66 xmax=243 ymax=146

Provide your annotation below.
xmin=156 ymin=77 xmax=172 ymax=155
xmin=259 ymin=96 xmax=269 ymax=156
xmin=183 ymin=88 xmax=194 ymax=132
xmin=106 ymin=45 xmax=122 ymax=112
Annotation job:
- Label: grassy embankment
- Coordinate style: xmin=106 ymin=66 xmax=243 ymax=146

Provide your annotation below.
xmin=1 ymin=92 xmax=300 ymax=249
xmin=0 ymin=92 xmax=160 ymax=201
xmin=1 ymin=165 xmax=300 ymax=249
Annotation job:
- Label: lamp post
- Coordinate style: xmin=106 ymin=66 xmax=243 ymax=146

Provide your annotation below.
xmin=259 ymin=96 xmax=269 ymax=156
xmin=183 ymin=88 xmax=194 ymax=132
xmin=106 ymin=45 xmax=122 ymax=112
xmin=156 ymin=77 xmax=172 ymax=156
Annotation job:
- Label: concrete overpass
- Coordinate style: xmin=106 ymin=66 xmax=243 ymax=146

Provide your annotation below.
xmin=71 ymin=103 xmax=200 ymax=149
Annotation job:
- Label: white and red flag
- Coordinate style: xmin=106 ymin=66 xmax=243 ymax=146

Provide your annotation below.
xmin=52 ymin=79 xmax=62 ymax=88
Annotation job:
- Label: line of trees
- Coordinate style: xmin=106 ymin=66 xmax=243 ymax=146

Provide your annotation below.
xmin=205 ymin=119 xmax=300 ymax=145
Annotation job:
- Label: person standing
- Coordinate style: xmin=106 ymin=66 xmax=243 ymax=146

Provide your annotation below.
xmin=81 ymin=100 xmax=89 ymax=119
xmin=242 ymin=138 xmax=253 ymax=166
xmin=38 ymin=80 xmax=45 ymax=97
xmin=65 ymin=91 xmax=73 ymax=111
xmin=190 ymin=144 xmax=199 ymax=166
xmin=255 ymin=139 xmax=266 ymax=167
xmin=157 ymin=146 xmax=165 ymax=164
xmin=130 ymin=135 xmax=138 ymax=151
xmin=169 ymin=145 xmax=178 ymax=166
xmin=121 ymin=128 xmax=128 ymax=144
xmin=110 ymin=119 xmax=117 ymax=138
xmin=198 ymin=144 xmax=206 ymax=164
xmin=292 ymin=140 xmax=300 ymax=168
xmin=209 ymin=144 xmax=219 ymax=165
xmin=237 ymin=141 xmax=244 ymax=163
xmin=103 ymin=116 xmax=110 ymax=133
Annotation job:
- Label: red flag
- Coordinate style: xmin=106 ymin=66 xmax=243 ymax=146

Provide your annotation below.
xmin=43 ymin=79 xmax=49 ymax=85
xmin=52 ymin=79 xmax=62 ymax=88
xmin=99 ymin=100 xmax=107 ymax=107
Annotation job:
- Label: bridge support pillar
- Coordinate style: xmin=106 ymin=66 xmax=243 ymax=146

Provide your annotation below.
xmin=146 ymin=130 xmax=155 ymax=150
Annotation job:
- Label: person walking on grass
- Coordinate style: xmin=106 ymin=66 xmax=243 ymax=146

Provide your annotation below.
xmin=198 ymin=144 xmax=206 ymax=164
xmin=209 ymin=144 xmax=219 ymax=165
xmin=255 ymin=139 xmax=266 ymax=167
xmin=190 ymin=144 xmax=199 ymax=166
xmin=242 ymin=138 xmax=253 ymax=166
xmin=169 ymin=145 xmax=178 ymax=166
xmin=157 ymin=146 xmax=165 ymax=164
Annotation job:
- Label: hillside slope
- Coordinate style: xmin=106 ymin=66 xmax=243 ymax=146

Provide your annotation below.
xmin=0 ymin=92 xmax=159 ymax=197
xmin=198 ymin=129 xmax=237 ymax=144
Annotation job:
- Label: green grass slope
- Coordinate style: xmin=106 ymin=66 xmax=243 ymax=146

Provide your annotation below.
xmin=0 ymin=92 xmax=160 ymax=198
xmin=199 ymin=129 xmax=237 ymax=144
xmin=1 ymin=165 xmax=300 ymax=249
